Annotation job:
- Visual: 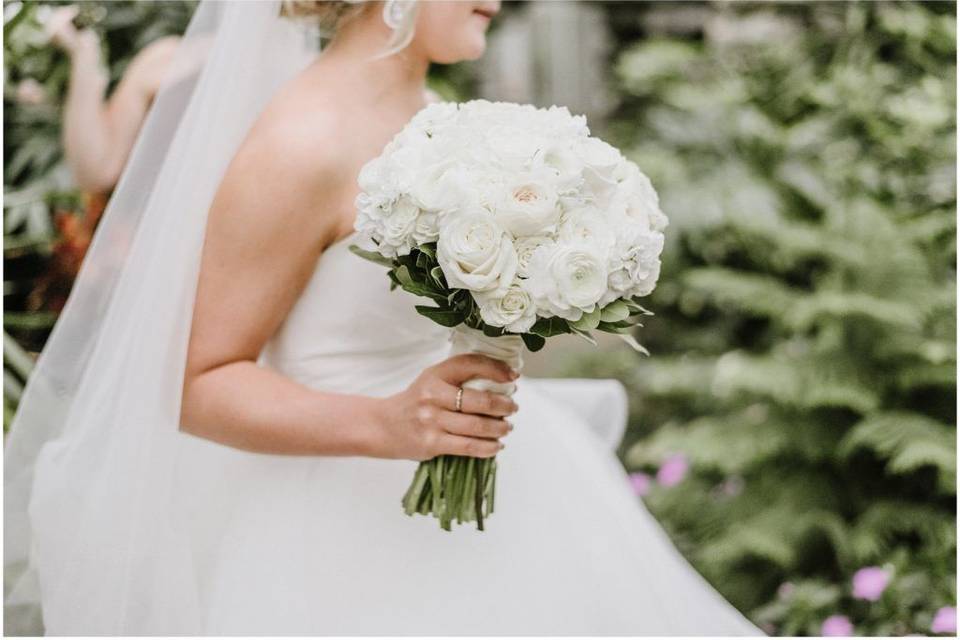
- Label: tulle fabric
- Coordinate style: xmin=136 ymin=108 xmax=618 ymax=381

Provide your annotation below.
xmin=4 ymin=1 xmax=316 ymax=633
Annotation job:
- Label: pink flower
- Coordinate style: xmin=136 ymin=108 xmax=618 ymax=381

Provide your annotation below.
xmin=932 ymin=606 xmax=957 ymax=634
xmin=777 ymin=582 xmax=794 ymax=599
xmin=821 ymin=614 xmax=854 ymax=637
xmin=852 ymin=566 xmax=891 ymax=601
xmin=656 ymin=454 xmax=689 ymax=487
xmin=628 ymin=472 xmax=651 ymax=496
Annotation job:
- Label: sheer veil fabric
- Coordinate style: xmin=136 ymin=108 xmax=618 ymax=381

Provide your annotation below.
xmin=3 ymin=1 xmax=316 ymax=633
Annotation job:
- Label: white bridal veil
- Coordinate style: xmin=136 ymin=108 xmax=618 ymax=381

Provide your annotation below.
xmin=4 ymin=1 xmax=315 ymax=632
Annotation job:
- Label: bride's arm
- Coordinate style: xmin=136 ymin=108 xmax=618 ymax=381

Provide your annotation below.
xmin=180 ymin=118 xmax=517 ymax=460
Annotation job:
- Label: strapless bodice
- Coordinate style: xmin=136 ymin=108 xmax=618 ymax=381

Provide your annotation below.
xmin=257 ymin=232 xmax=452 ymax=397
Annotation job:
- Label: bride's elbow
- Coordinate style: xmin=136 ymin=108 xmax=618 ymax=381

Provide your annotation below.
xmin=178 ymin=374 xmax=203 ymax=435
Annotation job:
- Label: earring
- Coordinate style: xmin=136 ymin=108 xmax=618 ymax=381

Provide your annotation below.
xmin=382 ymin=0 xmax=415 ymax=30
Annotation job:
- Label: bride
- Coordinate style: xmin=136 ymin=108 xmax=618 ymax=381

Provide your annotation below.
xmin=4 ymin=0 xmax=762 ymax=635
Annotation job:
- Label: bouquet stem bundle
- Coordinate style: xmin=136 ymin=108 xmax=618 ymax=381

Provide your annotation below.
xmin=401 ymin=326 xmax=522 ymax=531
xmin=402 ymin=454 xmax=496 ymax=531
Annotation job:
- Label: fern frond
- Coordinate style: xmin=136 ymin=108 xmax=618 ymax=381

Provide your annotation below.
xmin=850 ymin=501 xmax=956 ymax=564
xmin=839 ymin=412 xmax=956 ymax=493
xmin=684 ymin=268 xmax=801 ymax=319
xmin=789 ymin=291 xmax=924 ymax=331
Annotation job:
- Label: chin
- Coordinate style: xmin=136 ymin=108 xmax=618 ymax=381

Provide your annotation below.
xmin=431 ymin=36 xmax=487 ymax=64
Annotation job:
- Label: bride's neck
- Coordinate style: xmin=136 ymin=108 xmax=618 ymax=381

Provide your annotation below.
xmin=315 ymin=16 xmax=430 ymax=108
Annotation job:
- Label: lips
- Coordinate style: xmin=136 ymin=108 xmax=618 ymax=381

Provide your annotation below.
xmin=473 ymin=8 xmax=497 ymax=20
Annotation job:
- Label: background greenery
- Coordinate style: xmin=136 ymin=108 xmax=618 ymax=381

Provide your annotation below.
xmin=3 ymin=1 xmax=956 ymax=636
xmin=586 ymin=1 xmax=955 ymax=636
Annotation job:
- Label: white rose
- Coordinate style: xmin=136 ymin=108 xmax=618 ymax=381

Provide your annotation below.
xmin=475 ymin=281 xmax=537 ymax=333
xmin=437 ymin=210 xmax=517 ymax=294
xmin=526 ymin=244 xmax=609 ymax=319
xmin=494 ymin=169 xmax=561 ymax=236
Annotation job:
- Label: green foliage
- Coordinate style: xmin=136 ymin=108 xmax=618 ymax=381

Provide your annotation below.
xmin=352 ymin=241 xmax=654 ymax=353
xmin=3 ymin=1 xmax=197 ymax=430
xmin=591 ymin=1 xmax=956 ymax=635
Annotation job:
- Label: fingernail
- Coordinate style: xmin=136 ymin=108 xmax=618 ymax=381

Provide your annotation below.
xmin=510 ymin=369 xmax=520 ymax=380
xmin=499 ymin=442 xmax=506 ymax=450
xmin=507 ymin=422 xmax=514 ymax=431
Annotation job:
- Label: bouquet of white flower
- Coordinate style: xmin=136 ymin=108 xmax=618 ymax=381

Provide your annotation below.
xmin=351 ymin=100 xmax=667 ymax=531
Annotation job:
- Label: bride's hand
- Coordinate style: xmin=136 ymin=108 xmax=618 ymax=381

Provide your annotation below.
xmin=372 ymin=354 xmax=519 ymax=461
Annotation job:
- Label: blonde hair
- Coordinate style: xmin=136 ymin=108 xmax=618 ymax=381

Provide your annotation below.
xmin=280 ymin=1 xmax=367 ymax=36
xmin=281 ymin=0 xmax=417 ymax=56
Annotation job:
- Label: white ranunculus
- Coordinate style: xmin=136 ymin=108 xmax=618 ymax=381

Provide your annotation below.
xmin=494 ymin=170 xmax=561 ymax=237
xmin=526 ymin=244 xmax=608 ymax=319
xmin=437 ymin=210 xmax=517 ymax=294
xmin=514 ymin=235 xmax=553 ymax=278
xmin=558 ymin=206 xmax=615 ymax=256
xmin=475 ymin=281 xmax=537 ymax=333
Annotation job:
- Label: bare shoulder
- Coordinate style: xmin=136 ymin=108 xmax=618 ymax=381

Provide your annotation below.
xmin=214 ymin=85 xmax=352 ymax=249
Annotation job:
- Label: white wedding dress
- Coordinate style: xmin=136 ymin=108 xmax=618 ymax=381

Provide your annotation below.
xmin=151 ymin=230 xmax=760 ymax=635
xmin=4 ymin=3 xmax=762 ymax=635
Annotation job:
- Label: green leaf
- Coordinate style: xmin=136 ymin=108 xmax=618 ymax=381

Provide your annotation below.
xmin=395 ymin=264 xmax=414 ymax=286
xmin=402 ymin=282 xmax=447 ymax=303
xmin=521 ymin=333 xmax=546 ymax=352
xmin=569 ymin=327 xmax=598 ymax=346
xmin=530 ymin=317 xmax=572 ymax=337
xmin=617 ymin=332 xmax=650 ymax=355
xmin=348 ymin=244 xmax=395 ymax=269
xmin=481 ymin=324 xmax=505 ymax=337
xmin=429 ymin=266 xmax=446 ymax=288
xmin=571 ymin=306 xmax=602 ymax=331
xmin=600 ymin=300 xmax=631 ymax=323
xmin=597 ymin=320 xmax=636 ymax=334
xmin=415 ymin=305 xmax=464 ymax=327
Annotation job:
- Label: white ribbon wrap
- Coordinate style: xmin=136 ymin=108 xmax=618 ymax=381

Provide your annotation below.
xmin=448 ymin=325 xmax=524 ymax=397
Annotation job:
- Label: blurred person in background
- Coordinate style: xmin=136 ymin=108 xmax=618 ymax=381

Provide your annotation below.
xmin=25 ymin=6 xmax=185 ymax=312
xmin=46 ymin=4 xmax=181 ymax=194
